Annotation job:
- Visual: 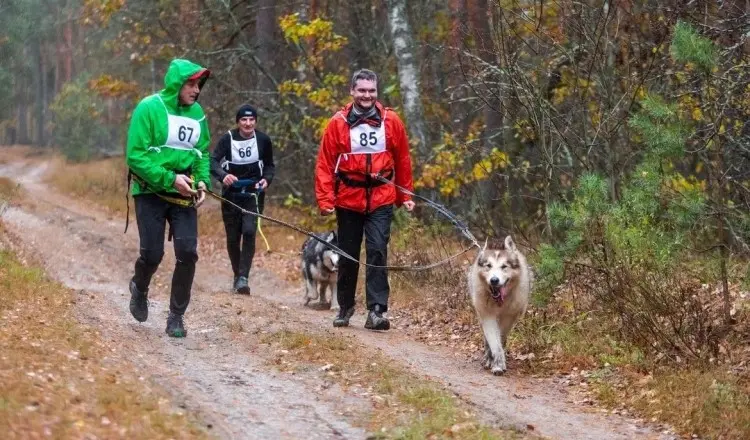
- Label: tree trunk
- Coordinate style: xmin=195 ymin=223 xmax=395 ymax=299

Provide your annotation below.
xmin=63 ymin=16 xmax=73 ymax=82
xmin=41 ymin=45 xmax=49 ymax=145
xmin=17 ymin=101 xmax=30 ymax=145
xmin=468 ymin=0 xmax=503 ymax=151
xmin=255 ymin=0 xmax=276 ymax=92
xmin=30 ymin=38 xmax=45 ymax=146
xmin=345 ymin=2 xmax=374 ymax=69
xmin=386 ymin=0 xmax=429 ymax=157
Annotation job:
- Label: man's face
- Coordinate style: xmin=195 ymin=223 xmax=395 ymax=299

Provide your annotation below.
xmin=179 ymin=79 xmax=201 ymax=105
xmin=237 ymin=116 xmax=256 ymax=136
xmin=350 ymin=79 xmax=377 ymax=109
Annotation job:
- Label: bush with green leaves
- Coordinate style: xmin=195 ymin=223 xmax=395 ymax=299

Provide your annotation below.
xmin=534 ymin=22 xmax=739 ymax=362
xmin=48 ymin=79 xmax=112 ymax=162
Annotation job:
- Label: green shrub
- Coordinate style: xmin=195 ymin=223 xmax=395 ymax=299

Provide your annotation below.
xmin=48 ymin=79 xmax=112 ymax=162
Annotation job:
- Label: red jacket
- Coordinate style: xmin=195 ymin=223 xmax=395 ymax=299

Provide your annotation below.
xmin=315 ymin=102 xmax=414 ymax=214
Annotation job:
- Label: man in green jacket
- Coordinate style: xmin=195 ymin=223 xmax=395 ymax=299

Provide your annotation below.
xmin=126 ymin=58 xmax=212 ymax=338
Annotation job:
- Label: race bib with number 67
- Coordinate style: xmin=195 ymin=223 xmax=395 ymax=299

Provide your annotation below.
xmin=165 ymin=114 xmax=201 ymax=150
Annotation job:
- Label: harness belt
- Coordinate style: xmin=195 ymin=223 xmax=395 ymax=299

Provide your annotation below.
xmin=336 ymin=169 xmax=394 ymax=188
xmin=125 ymin=169 xmax=195 ymax=239
xmin=228 ymin=178 xmax=263 ymax=194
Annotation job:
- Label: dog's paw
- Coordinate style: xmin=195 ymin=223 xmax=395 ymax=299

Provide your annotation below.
xmin=330 ymin=303 xmax=340 ymax=311
xmin=490 ymin=356 xmax=506 ymax=375
xmin=491 ymin=365 xmax=506 ymax=375
xmin=482 ymin=351 xmax=493 ymax=370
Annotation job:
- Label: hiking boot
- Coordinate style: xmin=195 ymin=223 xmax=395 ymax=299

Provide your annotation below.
xmin=333 ymin=306 xmax=355 ymax=327
xmin=364 ymin=305 xmax=390 ymax=331
xmin=234 ymin=276 xmax=251 ymax=295
xmin=129 ymin=279 xmax=149 ymax=322
xmin=165 ymin=312 xmax=187 ymax=338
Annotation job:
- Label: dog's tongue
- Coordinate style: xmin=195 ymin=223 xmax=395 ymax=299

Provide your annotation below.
xmin=491 ymin=285 xmax=508 ymax=304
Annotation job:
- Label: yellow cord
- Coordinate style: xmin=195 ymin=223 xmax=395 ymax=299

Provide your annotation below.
xmin=250 ymin=192 xmax=271 ymax=252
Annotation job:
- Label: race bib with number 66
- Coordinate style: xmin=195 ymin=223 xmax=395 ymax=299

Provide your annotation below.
xmin=231 ymin=136 xmax=259 ymax=164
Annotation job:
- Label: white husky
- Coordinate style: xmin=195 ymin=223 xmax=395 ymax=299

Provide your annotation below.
xmin=468 ymin=235 xmax=531 ymax=375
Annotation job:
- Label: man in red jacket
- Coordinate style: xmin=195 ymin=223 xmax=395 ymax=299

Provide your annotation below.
xmin=314 ymin=69 xmax=415 ymax=330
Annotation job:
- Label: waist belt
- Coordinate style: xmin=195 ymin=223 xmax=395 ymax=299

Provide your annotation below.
xmin=129 ymin=168 xmax=193 ymax=202
xmin=336 ymin=170 xmax=394 ymax=188
xmin=151 ymin=192 xmax=194 ymax=207
xmin=228 ymin=178 xmax=262 ymax=194
xmin=125 ymin=168 xmax=194 ymax=235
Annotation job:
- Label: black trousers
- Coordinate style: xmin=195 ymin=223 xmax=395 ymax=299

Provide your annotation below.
xmin=132 ymin=194 xmax=198 ymax=315
xmin=336 ymin=205 xmax=393 ymax=312
xmin=221 ymin=191 xmax=263 ymax=279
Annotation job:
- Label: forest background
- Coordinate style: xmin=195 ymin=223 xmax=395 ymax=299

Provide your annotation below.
xmin=1 ymin=1 xmax=749 ymax=437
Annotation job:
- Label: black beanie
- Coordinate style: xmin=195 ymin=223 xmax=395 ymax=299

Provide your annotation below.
xmin=236 ymin=104 xmax=257 ymax=122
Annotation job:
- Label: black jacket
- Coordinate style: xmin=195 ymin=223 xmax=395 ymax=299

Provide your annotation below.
xmin=210 ymin=128 xmax=276 ymax=189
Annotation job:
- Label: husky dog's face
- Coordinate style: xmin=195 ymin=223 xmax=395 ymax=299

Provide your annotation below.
xmin=475 ymin=236 xmax=521 ymax=304
xmin=321 ymin=231 xmax=340 ymax=273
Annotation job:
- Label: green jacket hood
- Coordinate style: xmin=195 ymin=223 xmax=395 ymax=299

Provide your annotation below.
xmin=159 ymin=59 xmax=210 ymax=110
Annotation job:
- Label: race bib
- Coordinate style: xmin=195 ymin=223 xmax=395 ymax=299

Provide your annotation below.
xmin=230 ymin=136 xmax=259 ymax=164
xmin=165 ymin=114 xmax=201 ymax=150
xmin=348 ymin=113 xmax=387 ymax=154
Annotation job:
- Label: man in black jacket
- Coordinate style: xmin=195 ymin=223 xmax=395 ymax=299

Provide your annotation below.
xmin=210 ymin=104 xmax=275 ymax=294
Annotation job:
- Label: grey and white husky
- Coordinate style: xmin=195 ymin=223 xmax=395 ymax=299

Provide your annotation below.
xmin=301 ymin=231 xmax=340 ymax=310
xmin=468 ymin=235 xmax=531 ymax=375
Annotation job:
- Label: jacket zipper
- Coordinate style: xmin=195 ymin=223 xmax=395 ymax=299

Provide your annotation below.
xmin=365 ymin=155 xmax=372 ymax=215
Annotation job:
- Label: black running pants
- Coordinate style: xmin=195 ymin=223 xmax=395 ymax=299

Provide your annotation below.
xmin=335 ymin=205 xmax=393 ymax=312
xmin=132 ymin=194 xmax=198 ymax=316
xmin=221 ymin=191 xmax=263 ymax=279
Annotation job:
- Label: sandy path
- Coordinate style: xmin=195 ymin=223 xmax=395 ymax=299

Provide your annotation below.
xmin=0 ymin=156 xmax=675 ymax=440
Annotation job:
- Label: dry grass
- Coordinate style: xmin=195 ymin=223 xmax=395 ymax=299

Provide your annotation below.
xmin=632 ymin=370 xmax=749 ymax=439
xmin=261 ymin=330 xmax=531 ymax=440
xmin=0 ymin=249 xmax=209 ymax=439
xmin=0 ymin=177 xmax=22 ymax=203
xmin=44 ymin=156 xmax=128 ymax=214
xmin=586 ymin=368 xmax=750 ymax=440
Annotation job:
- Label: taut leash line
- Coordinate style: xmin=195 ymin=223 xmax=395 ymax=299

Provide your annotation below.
xmin=204 ymin=189 xmax=477 ymax=272
xmin=372 ymin=174 xmax=482 ymax=250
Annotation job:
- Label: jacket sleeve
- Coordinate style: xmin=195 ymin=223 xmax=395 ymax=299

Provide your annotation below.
xmin=210 ymin=132 xmax=230 ymax=183
xmin=314 ymin=117 xmax=339 ymax=211
xmin=261 ymin=133 xmax=276 ymax=185
xmin=390 ymin=113 xmax=414 ymax=206
xmin=126 ymin=100 xmax=175 ymax=191
xmin=194 ymin=117 xmax=212 ymax=189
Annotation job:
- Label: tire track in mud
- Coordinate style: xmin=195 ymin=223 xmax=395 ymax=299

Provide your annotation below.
xmin=0 ymin=158 xmax=675 ymax=440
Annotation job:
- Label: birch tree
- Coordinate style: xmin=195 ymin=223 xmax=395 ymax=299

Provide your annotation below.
xmin=386 ymin=0 xmax=428 ymax=157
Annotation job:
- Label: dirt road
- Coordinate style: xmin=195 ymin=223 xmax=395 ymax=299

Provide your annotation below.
xmin=0 ymin=157 xmax=675 ymax=440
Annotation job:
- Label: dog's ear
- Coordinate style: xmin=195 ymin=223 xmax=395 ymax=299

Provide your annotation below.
xmin=504 ymin=235 xmax=517 ymax=252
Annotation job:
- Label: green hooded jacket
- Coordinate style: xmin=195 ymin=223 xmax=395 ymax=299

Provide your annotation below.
xmin=126 ymin=59 xmax=212 ymax=196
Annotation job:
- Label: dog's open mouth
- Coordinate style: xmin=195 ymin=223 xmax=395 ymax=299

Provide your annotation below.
xmin=490 ymin=285 xmax=509 ymax=304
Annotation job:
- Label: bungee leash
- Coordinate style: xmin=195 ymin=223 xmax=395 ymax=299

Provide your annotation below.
xmin=371 ymin=174 xmax=482 ymax=250
xmin=126 ymin=171 xmax=480 ymax=271
xmin=203 ymin=188 xmax=478 ymax=272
